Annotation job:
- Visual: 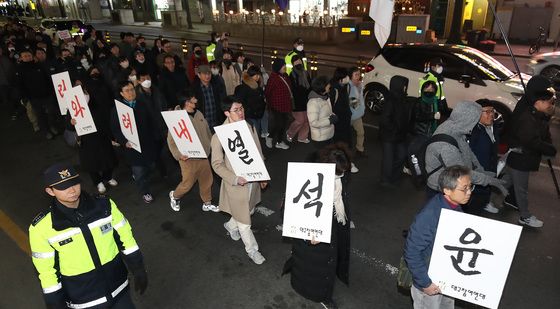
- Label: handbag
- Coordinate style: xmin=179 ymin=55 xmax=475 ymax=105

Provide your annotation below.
xmin=397 ymin=256 xmax=413 ymax=289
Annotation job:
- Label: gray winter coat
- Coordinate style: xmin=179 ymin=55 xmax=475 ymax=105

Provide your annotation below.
xmin=426 ymin=101 xmax=493 ymax=190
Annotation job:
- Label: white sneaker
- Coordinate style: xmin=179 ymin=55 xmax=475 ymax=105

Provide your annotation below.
xmin=351 ymin=162 xmax=359 ymax=173
xmin=519 ymin=215 xmax=543 ymax=228
xmin=275 ymin=141 xmax=290 ymax=150
xmin=248 ymin=251 xmax=266 ymax=265
xmin=142 ymin=193 xmax=153 ymax=203
xmin=202 ymin=203 xmax=220 ymax=212
xmin=298 ymin=138 xmax=310 ymax=143
xmin=223 ymin=222 xmax=241 ymax=241
xmin=169 ymin=191 xmax=180 ymax=211
xmin=265 ymin=137 xmax=273 ymax=148
xmin=107 ymin=179 xmax=118 ymax=187
xmin=97 ymin=182 xmax=107 ymax=194
xmin=260 ymin=132 xmax=269 ymax=138
xmin=483 ymin=202 xmax=499 ymax=214
xmin=286 ymin=133 xmax=293 ymax=143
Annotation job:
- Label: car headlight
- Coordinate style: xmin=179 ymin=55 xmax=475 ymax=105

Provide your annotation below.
xmin=511 ymin=92 xmax=524 ymax=100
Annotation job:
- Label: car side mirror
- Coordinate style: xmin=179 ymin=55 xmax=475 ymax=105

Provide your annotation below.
xmin=459 ymin=74 xmax=471 ymax=88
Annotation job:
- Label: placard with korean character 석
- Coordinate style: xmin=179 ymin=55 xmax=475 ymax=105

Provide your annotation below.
xmin=428 ymin=209 xmax=522 ymax=309
xmin=51 ymin=71 xmax=71 ymax=115
xmin=213 ymin=120 xmax=270 ymax=181
xmin=65 ymin=86 xmax=97 ymax=136
xmin=161 ymin=110 xmax=207 ymax=158
xmin=114 ymin=100 xmax=141 ymax=153
xmin=282 ymin=162 xmax=336 ymax=243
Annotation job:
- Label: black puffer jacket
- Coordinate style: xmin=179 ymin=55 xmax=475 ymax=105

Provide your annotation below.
xmin=234 ymin=72 xmax=266 ymax=119
xmin=379 ymin=75 xmax=413 ymax=142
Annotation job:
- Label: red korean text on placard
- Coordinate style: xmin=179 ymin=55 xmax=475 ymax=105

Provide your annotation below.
xmin=173 ymin=119 xmax=192 ymax=142
xmin=122 ymin=113 xmax=133 ymax=135
xmin=70 ymin=95 xmax=85 ymax=118
xmin=57 ymin=79 xmax=67 ymax=98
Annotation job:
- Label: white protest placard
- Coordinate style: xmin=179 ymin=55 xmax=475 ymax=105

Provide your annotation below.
xmin=114 ymin=100 xmax=141 ymax=153
xmin=57 ymin=30 xmax=71 ymax=40
xmin=66 ymin=86 xmax=97 ymax=136
xmin=161 ymin=110 xmax=207 ymax=158
xmin=51 ymin=71 xmax=72 ymax=115
xmin=428 ymin=209 xmax=522 ymax=309
xmin=282 ymin=162 xmax=336 ymax=243
xmin=213 ymin=120 xmax=270 ymax=181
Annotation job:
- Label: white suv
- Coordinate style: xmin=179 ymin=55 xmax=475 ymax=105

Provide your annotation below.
xmin=362 ymin=43 xmax=529 ymax=124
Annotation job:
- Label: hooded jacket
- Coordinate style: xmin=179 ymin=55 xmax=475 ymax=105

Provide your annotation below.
xmin=379 ymin=75 xmax=412 ymax=142
xmin=425 ymin=101 xmax=494 ymax=190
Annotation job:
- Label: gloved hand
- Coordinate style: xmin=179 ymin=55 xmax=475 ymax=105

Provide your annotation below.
xmin=328 ymin=114 xmax=338 ymax=124
xmin=488 ymin=177 xmax=509 ymax=197
xmin=133 ymin=267 xmax=148 ymax=295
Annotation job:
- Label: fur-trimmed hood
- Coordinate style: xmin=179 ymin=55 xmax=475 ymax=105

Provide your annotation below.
xmin=242 ymin=72 xmax=258 ymax=90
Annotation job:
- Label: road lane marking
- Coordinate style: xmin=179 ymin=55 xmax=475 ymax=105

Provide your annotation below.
xmin=0 ymin=209 xmax=30 ymax=255
xmin=540 ymin=162 xmax=560 ymax=172
xmin=255 ymin=206 xmax=275 ymax=217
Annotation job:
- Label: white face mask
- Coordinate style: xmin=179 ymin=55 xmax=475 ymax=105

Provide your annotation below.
xmin=341 ymin=76 xmax=350 ymax=84
xmin=137 ymin=59 xmax=145 ymax=64
xmin=211 ymin=68 xmax=220 ymax=76
xmin=435 ymin=66 xmax=443 ymax=74
xmin=8 ymin=47 xmax=15 ymax=52
xmin=141 ymin=79 xmax=152 ymax=88
xmin=296 ymin=45 xmax=304 ymax=52
xmin=84 ymin=94 xmax=90 ymax=103
xmin=129 ymin=75 xmax=137 ymax=82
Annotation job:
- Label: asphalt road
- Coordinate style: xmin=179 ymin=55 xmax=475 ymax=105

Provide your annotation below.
xmin=1 ymin=95 xmax=560 ymax=309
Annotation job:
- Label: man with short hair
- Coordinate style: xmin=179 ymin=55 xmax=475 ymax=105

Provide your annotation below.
xmin=192 ymin=64 xmax=226 ymax=131
xmin=168 ymin=89 xmax=218 ymax=213
xmin=29 ymin=162 xmax=147 ymax=309
xmin=211 ymin=96 xmax=268 ymax=265
xmin=159 ymin=55 xmax=189 ymax=108
xmin=404 ymin=165 xmax=472 ymax=309
xmin=506 ymin=75 xmax=557 ymax=228
xmin=156 ymin=40 xmax=183 ymax=69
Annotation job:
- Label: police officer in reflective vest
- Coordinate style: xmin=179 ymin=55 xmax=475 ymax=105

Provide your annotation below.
xmin=29 ymin=163 xmax=148 ymax=309
xmin=206 ymin=32 xmax=218 ymax=62
xmin=419 ymin=57 xmax=447 ymax=111
xmin=284 ymin=37 xmax=308 ymax=76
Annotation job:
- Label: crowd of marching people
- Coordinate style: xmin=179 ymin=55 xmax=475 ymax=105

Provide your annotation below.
xmin=3 ymin=17 xmax=557 ymax=309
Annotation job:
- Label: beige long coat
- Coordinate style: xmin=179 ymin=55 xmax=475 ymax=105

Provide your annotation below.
xmin=211 ymin=119 xmax=264 ymax=225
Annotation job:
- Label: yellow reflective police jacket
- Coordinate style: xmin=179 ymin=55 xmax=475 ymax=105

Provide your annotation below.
xmin=29 ymin=193 xmax=140 ymax=309
xmin=206 ymin=43 xmax=216 ymax=62
xmin=284 ymin=50 xmax=308 ymax=75
xmin=418 ymin=71 xmax=445 ymax=100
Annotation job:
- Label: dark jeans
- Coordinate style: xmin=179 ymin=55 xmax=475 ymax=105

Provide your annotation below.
xmin=312 ymin=138 xmax=333 ymax=150
xmin=29 ymin=96 xmax=58 ymax=132
xmin=131 ymin=164 xmax=153 ymax=195
xmin=90 ymin=168 xmax=114 ymax=186
xmin=268 ymin=109 xmax=291 ymax=144
xmin=381 ymin=141 xmax=407 ymax=184
xmin=111 ymin=289 xmax=135 ymax=309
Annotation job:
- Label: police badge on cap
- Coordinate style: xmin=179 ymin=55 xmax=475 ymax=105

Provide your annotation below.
xmin=44 ymin=163 xmax=81 ymax=190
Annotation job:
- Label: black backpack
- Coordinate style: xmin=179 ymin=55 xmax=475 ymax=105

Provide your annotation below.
xmin=408 ymin=133 xmax=459 ymax=187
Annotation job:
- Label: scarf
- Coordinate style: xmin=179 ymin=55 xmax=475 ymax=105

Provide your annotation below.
xmin=333 ymin=174 xmax=347 ymax=226
xmin=421 ymin=94 xmax=438 ymax=133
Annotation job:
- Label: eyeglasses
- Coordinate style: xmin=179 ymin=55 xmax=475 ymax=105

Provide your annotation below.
xmin=482 ymin=109 xmax=495 ymax=114
xmin=229 ymin=106 xmax=244 ymax=113
xmin=456 ymin=184 xmax=475 ymax=193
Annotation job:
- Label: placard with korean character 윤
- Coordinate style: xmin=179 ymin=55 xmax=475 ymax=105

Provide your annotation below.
xmin=428 ymin=209 xmax=522 ymax=309
xmin=51 ymin=71 xmax=72 ymax=115
xmin=282 ymin=162 xmax=336 ymax=243
xmin=114 ymin=100 xmax=141 ymax=153
xmin=213 ymin=120 xmax=270 ymax=181
xmin=65 ymin=86 xmax=97 ymax=136
xmin=161 ymin=110 xmax=207 ymax=158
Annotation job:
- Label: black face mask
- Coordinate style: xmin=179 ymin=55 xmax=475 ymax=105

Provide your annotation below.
xmin=294 ymin=64 xmax=303 ymax=70
xmin=90 ymin=73 xmax=101 ymax=79
xmin=223 ymin=59 xmax=232 ymax=66
xmin=195 ymin=50 xmax=202 ymax=56
xmin=423 ymin=91 xmax=436 ymax=98
xmin=139 ymin=42 xmax=146 ymax=48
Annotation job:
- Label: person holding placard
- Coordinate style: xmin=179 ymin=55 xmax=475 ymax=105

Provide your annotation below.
xmin=282 ymin=143 xmax=352 ymax=309
xmin=168 ymin=89 xmax=218 ymax=213
xmin=111 ymin=81 xmax=159 ymax=204
xmin=404 ymin=165 xmax=472 ymax=309
xmin=211 ymin=96 xmax=268 ymax=265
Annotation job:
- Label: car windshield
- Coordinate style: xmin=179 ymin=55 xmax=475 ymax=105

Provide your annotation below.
xmin=54 ymin=20 xmax=85 ymax=30
xmin=451 ymin=46 xmax=515 ymax=81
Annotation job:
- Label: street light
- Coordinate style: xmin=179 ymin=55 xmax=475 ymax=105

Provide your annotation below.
xmin=271 ymin=9 xmax=275 ymax=14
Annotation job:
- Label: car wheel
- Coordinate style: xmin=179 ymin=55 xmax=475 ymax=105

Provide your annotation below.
xmin=364 ymin=84 xmax=388 ymax=114
xmin=540 ymin=65 xmax=560 ymax=85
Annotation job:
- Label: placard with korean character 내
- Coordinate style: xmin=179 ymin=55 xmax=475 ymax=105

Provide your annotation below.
xmin=428 ymin=209 xmax=522 ymax=309
xmin=213 ymin=120 xmax=270 ymax=181
xmin=161 ymin=110 xmax=207 ymax=158
xmin=282 ymin=162 xmax=336 ymax=243
xmin=114 ymin=100 xmax=141 ymax=153
xmin=51 ymin=71 xmax=72 ymax=115
xmin=66 ymin=86 xmax=97 ymax=136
